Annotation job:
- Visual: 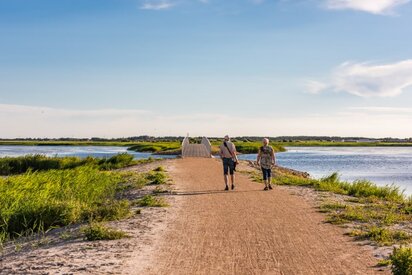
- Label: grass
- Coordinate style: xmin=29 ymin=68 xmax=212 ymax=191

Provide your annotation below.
xmin=0 ymin=154 xmax=171 ymax=248
xmin=128 ymin=142 xmax=181 ymax=153
xmin=134 ymin=195 xmax=168 ymax=207
xmin=349 ymin=227 xmax=412 ymax=246
xmin=145 ymin=170 xmax=168 ymax=185
xmin=0 ymin=153 xmax=141 ymax=175
xmin=0 ymin=166 xmax=126 ymax=239
xmin=82 ymin=222 xmax=128 ymax=241
xmin=272 ymin=172 xmax=406 ymax=202
xmin=390 ymin=246 xmax=412 ymax=275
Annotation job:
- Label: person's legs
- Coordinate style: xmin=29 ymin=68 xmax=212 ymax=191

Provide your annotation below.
xmin=267 ymin=169 xmax=273 ymax=190
xmin=262 ymin=168 xmax=269 ymax=190
xmin=223 ymin=158 xmax=229 ymax=190
xmin=229 ymin=159 xmax=235 ymax=189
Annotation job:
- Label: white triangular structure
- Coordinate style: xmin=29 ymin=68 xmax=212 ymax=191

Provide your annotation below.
xmin=181 ymin=136 xmax=212 ymax=158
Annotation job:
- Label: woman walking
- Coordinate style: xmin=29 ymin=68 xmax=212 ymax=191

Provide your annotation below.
xmin=257 ymin=138 xmax=276 ymax=191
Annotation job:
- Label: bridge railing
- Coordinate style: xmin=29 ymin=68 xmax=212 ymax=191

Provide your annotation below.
xmin=181 ymin=136 xmax=190 ymax=157
xmin=201 ymin=137 xmax=212 ymax=156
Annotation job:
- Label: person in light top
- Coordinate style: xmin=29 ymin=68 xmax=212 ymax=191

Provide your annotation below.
xmin=257 ymin=138 xmax=276 ymax=191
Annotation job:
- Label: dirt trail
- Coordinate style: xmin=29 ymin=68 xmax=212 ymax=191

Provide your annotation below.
xmin=127 ymin=158 xmax=386 ymax=275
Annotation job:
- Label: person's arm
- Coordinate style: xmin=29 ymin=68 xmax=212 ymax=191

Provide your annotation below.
xmin=257 ymin=148 xmax=261 ymax=165
xmin=232 ymin=143 xmax=238 ymax=162
xmin=271 ymin=147 xmax=276 ymax=166
xmin=219 ymin=145 xmax=224 ymax=159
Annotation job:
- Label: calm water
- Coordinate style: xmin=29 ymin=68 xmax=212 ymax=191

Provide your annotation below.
xmin=238 ymin=147 xmax=412 ymax=195
xmin=1 ymin=145 xmax=411 ymax=194
xmin=0 ymin=146 xmax=175 ymax=160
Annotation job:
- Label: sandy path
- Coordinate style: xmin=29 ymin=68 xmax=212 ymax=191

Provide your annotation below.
xmin=130 ymin=158 xmax=386 ymax=275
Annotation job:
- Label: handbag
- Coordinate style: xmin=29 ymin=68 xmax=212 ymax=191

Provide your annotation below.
xmin=224 ymin=141 xmax=238 ymax=170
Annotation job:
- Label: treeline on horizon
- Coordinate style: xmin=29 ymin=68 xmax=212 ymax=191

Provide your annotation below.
xmin=1 ymin=135 xmax=412 ymax=143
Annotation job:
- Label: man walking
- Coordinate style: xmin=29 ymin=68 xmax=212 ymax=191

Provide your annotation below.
xmin=257 ymin=138 xmax=276 ymax=191
xmin=219 ymin=135 xmax=238 ymax=191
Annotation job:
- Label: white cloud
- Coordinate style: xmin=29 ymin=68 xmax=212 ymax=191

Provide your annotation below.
xmin=1 ymin=104 xmax=412 ymax=138
xmin=325 ymin=0 xmax=410 ymax=15
xmin=140 ymin=0 xmax=176 ymax=10
xmin=306 ymin=59 xmax=412 ymax=97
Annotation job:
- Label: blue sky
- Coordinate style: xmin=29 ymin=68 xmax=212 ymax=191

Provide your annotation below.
xmin=1 ymin=0 xmax=412 ymax=138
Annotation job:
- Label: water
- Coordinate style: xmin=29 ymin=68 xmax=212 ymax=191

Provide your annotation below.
xmin=238 ymin=147 xmax=412 ymax=195
xmin=0 ymin=145 xmax=175 ymax=160
xmin=1 ymin=145 xmax=412 ymax=194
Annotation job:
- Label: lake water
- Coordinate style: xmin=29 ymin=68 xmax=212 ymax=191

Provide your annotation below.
xmin=1 ymin=145 xmax=411 ymax=195
xmin=0 ymin=145 xmax=175 ymax=160
xmin=239 ymin=147 xmax=412 ymax=195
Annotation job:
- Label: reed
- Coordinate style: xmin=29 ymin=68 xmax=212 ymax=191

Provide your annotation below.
xmin=0 ymin=153 xmax=138 ymax=175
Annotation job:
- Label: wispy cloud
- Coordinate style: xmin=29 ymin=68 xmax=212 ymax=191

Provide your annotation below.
xmin=140 ymin=0 xmax=176 ymax=10
xmin=305 ymin=59 xmax=412 ymax=97
xmin=324 ymin=0 xmax=410 ymax=15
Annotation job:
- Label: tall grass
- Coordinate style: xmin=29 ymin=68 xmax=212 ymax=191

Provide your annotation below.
xmin=0 ymin=166 xmax=125 ymax=239
xmin=273 ymin=172 xmax=406 ymax=202
xmin=0 ymin=153 xmax=137 ymax=175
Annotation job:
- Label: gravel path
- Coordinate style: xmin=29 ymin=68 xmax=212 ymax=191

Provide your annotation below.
xmin=128 ymin=158 xmax=386 ymax=275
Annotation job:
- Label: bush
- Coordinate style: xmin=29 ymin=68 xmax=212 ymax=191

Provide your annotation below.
xmin=82 ymin=223 xmax=128 ymax=241
xmin=390 ymin=246 xmax=412 ymax=275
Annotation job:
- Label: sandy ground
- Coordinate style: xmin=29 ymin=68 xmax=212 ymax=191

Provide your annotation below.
xmin=124 ymin=158 xmax=388 ymax=275
xmin=1 ymin=158 xmax=389 ymax=274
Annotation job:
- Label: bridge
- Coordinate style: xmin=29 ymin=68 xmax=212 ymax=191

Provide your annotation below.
xmin=181 ymin=136 xmax=212 ymax=158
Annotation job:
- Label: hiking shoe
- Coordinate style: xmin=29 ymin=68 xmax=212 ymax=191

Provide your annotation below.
xmin=231 ymin=184 xmax=235 ymax=190
xmin=268 ymin=184 xmax=273 ymax=190
xmin=263 ymin=186 xmax=269 ymax=191
xmin=225 ymin=185 xmax=229 ymax=191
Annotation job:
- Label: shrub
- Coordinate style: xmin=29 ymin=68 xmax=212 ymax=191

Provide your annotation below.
xmin=390 ymin=246 xmax=412 ymax=275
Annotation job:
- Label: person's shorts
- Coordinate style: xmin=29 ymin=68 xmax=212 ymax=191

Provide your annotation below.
xmin=261 ymin=167 xmax=272 ymax=180
xmin=223 ymin=158 xmax=235 ymax=175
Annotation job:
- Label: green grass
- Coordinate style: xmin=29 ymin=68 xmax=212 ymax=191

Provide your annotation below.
xmin=0 ymin=166 xmax=126 ymax=239
xmin=0 ymin=153 xmax=140 ymax=175
xmin=272 ymin=172 xmax=406 ymax=202
xmin=390 ymin=246 xmax=412 ymax=275
xmin=134 ymin=195 xmax=168 ymax=207
xmin=0 ymin=156 xmax=170 ymax=247
xmin=82 ymin=222 xmax=128 ymax=241
xmin=128 ymin=142 xmax=181 ymax=153
xmin=319 ymin=202 xmax=347 ymax=213
xmin=145 ymin=170 xmax=168 ymax=185
xmin=352 ymin=227 xmax=412 ymax=246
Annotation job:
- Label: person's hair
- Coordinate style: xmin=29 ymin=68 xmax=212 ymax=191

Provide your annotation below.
xmin=263 ymin=138 xmax=269 ymax=145
xmin=224 ymin=135 xmax=230 ymax=141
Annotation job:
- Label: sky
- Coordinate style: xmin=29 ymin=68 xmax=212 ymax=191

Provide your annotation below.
xmin=1 ymin=0 xmax=412 ymax=138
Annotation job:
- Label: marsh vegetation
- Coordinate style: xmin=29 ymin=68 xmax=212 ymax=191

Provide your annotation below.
xmin=0 ymin=154 xmax=169 ymax=247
